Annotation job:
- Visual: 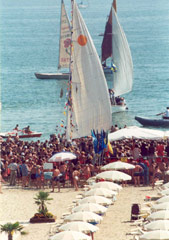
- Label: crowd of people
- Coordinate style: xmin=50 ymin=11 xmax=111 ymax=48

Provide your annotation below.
xmin=1 ymin=125 xmax=169 ymax=193
xmin=0 ymin=133 xmax=99 ymax=192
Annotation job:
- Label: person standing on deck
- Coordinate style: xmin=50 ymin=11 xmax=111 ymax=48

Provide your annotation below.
xmin=13 ymin=124 xmax=19 ymax=131
xmin=163 ymin=107 xmax=169 ymax=119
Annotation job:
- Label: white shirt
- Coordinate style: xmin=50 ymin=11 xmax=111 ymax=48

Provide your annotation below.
xmin=8 ymin=162 xmax=17 ymax=171
xmin=165 ymin=109 xmax=169 ymax=117
xmin=131 ymin=147 xmax=140 ymax=160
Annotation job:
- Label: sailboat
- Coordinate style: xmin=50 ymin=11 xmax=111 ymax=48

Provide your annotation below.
xmin=78 ymin=1 xmax=88 ymax=9
xmin=35 ymin=0 xmax=110 ymax=81
xmin=66 ymin=0 xmax=112 ymax=140
xmin=35 ymin=0 xmax=71 ymax=80
xmin=101 ymin=0 xmax=133 ymax=113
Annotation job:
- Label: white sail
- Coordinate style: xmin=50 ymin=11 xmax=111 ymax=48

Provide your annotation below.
xmin=58 ymin=0 xmax=71 ymax=69
xmin=66 ymin=1 xmax=112 ymax=140
xmin=112 ymin=6 xmax=133 ymax=97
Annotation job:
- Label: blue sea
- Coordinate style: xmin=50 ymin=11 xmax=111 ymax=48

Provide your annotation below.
xmin=1 ymin=0 xmax=169 ymax=141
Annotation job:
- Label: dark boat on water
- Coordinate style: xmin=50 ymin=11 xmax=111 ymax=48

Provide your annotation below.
xmin=135 ymin=116 xmax=169 ymax=127
xmin=35 ymin=72 xmax=69 ymax=80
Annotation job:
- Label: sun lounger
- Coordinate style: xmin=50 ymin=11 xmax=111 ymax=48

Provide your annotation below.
xmin=61 ymin=212 xmax=70 ymax=219
xmin=130 ymin=218 xmax=148 ymax=227
xmin=126 ymin=226 xmax=145 ymax=240
xmin=75 ymin=194 xmax=83 ymax=199
xmin=49 ymin=222 xmax=63 ymax=235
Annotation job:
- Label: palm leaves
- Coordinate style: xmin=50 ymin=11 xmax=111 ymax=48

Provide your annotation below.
xmin=34 ymin=191 xmax=53 ymax=216
xmin=0 ymin=222 xmax=27 ymax=240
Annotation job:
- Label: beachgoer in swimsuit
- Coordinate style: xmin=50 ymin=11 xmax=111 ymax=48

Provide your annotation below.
xmin=59 ymin=163 xmax=67 ymax=187
xmin=30 ymin=164 xmax=37 ymax=187
xmin=13 ymin=124 xmax=19 ymax=131
xmin=72 ymin=167 xmax=80 ymax=191
xmin=133 ymin=163 xmax=144 ymax=187
xmin=83 ymin=164 xmax=91 ymax=180
xmin=154 ymin=165 xmax=162 ymax=185
xmin=23 ymin=126 xmax=31 ymax=134
xmin=51 ymin=165 xmax=60 ymax=192
xmin=0 ymin=171 xmax=5 ymax=193
xmin=36 ymin=166 xmax=42 ymax=189
xmin=149 ymin=160 xmax=156 ymax=189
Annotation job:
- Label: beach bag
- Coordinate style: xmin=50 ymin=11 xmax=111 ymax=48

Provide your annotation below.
xmin=131 ymin=203 xmax=140 ymax=221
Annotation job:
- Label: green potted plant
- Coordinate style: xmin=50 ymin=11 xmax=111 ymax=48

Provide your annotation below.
xmin=0 ymin=222 xmax=27 ymax=240
xmin=30 ymin=191 xmax=56 ymax=223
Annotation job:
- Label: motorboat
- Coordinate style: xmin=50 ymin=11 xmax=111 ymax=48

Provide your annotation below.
xmin=135 ymin=116 xmax=169 ymax=127
xmin=0 ymin=130 xmax=42 ymax=139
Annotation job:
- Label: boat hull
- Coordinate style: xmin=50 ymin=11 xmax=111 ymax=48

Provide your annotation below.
xmin=34 ymin=72 xmax=69 ymax=80
xmin=103 ymin=67 xmax=113 ymax=75
xmin=78 ymin=4 xmax=87 ymax=9
xmin=135 ymin=116 xmax=169 ymax=127
xmin=111 ymin=104 xmax=128 ymax=113
xmin=18 ymin=133 xmax=42 ymax=138
xmin=0 ymin=132 xmax=42 ymax=139
xmin=35 ymin=68 xmax=112 ymax=80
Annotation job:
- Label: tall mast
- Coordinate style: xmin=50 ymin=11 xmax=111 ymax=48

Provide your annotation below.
xmin=112 ymin=0 xmax=117 ymax=64
xmin=113 ymin=0 xmax=117 ymax=13
xmin=66 ymin=0 xmax=74 ymax=140
xmin=58 ymin=0 xmax=63 ymax=69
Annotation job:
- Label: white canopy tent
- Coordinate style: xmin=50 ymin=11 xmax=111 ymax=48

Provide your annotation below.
xmin=108 ymin=126 xmax=169 ymax=142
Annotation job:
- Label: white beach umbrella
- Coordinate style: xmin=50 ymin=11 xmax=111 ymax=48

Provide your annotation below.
xmin=101 ymin=161 xmax=135 ymax=171
xmin=148 ymin=210 xmax=169 ymax=221
xmin=144 ymin=220 xmax=169 ymax=231
xmin=58 ymin=221 xmax=99 ymax=234
xmin=139 ymin=230 xmax=169 ymax=240
xmin=72 ymin=203 xmax=107 ymax=215
xmin=96 ymin=170 xmax=131 ymax=182
xmin=156 ymin=196 xmax=169 ymax=204
xmin=151 ymin=202 xmax=169 ymax=212
xmin=83 ymin=187 xmax=117 ymax=198
xmin=163 ymin=183 xmax=169 ymax=189
xmin=90 ymin=181 xmax=122 ymax=192
xmin=108 ymin=126 xmax=166 ymax=141
xmin=78 ymin=196 xmax=112 ymax=206
xmin=49 ymin=230 xmax=91 ymax=240
xmin=48 ymin=151 xmax=77 ymax=162
xmin=64 ymin=211 xmax=102 ymax=224
xmin=86 ymin=176 xmax=96 ymax=183
xmin=160 ymin=189 xmax=169 ymax=196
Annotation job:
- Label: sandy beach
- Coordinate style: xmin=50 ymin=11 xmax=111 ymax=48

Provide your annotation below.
xmin=0 ymin=184 xmax=159 ymax=240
